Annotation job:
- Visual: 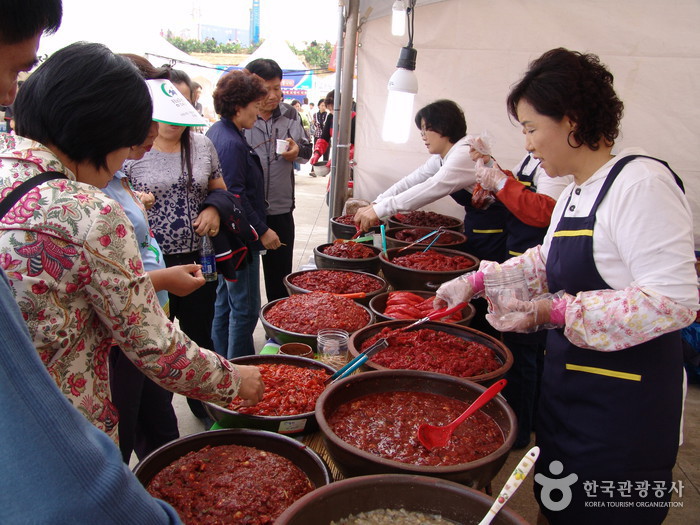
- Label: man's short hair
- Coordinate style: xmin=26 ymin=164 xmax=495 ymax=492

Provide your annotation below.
xmin=245 ymin=58 xmax=283 ymax=81
xmin=0 ymin=0 xmax=62 ymax=44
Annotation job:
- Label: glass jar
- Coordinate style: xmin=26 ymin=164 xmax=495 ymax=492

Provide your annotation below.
xmin=316 ymin=328 xmax=350 ymax=370
xmin=483 ymin=267 xmax=529 ymax=318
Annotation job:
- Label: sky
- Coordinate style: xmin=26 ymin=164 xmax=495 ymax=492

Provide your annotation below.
xmin=111 ymin=0 xmax=341 ymax=46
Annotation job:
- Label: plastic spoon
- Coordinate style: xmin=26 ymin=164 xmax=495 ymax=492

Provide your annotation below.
xmin=417 ymin=378 xmax=507 ymax=450
xmin=478 ymin=446 xmax=540 ymax=525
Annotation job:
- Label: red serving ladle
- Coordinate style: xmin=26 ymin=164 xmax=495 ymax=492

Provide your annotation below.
xmin=417 ymin=378 xmax=507 ymax=451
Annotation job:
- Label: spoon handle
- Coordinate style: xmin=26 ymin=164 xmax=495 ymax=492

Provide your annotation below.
xmin=451 ymin=378 xmax=506 ymax=428
xmin=478 ymin=446 xmax=540 ymax=525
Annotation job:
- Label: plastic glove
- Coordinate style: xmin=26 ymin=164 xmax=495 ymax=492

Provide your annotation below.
xmin=476 ymin=162 xmax=508 ymax=192
xmin=466 ymin=131 xmax=493 ymax=157
xmin=434 ymin=271 xmax=485 ymax=309
xmin=485 ymin=292 xmax=567 ymax=333
xmin=310 ymin=152 xmax=321 ymax=165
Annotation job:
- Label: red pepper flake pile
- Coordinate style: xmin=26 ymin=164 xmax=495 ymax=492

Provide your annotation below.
xmin=322 ymin=239 xmax=376 ymax=259
xmin=229 ymin=363 xmax=329 ymax=416
xmin=393 ymin=211 xmax=461 ymax=229
xmin=328 ymin=391 xmax=504 ymax=466
xmin=265 ymin=292 xmax=370 ymax=335
xmin=391 ymin=249 xmax=474 ymax=272
xmin=383 ymin=291 xmax=461 ymax=322
xmin=289 ymin=270 xmax=383 ymax=294
xmin=393 ymin=228 xmax=462 ymax=245
xmin=147 ymin=444 xmax=314 ymax=524
xmin=362 ymin=327 xmax=501 ymax=378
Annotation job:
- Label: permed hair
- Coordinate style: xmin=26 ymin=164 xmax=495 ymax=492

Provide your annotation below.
xmin=213 ymin=70 xmax=268 ymax=121
xmin=506 ymin=47 xmax=624 ymax=150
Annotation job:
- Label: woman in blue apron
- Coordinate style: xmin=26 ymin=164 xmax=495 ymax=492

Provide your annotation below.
xmin=435 ymin=48 xmax=697 ymax=524
xmin=352 ymin=99 xmax=508 ymax=263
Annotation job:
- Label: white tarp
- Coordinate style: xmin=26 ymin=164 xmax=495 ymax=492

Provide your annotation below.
xmin=353 ymin=0 xmax=700 ymax=247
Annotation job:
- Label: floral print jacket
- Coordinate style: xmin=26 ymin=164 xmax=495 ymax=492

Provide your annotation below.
xmin=0 ymin=135 xmax=240 ymax=441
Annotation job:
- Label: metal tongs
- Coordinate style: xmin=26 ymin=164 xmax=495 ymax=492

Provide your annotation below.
xmin=398 ymin=226 xmax=445 ymax=252
xmin=324 ymin=301 xmax=468 ymax=385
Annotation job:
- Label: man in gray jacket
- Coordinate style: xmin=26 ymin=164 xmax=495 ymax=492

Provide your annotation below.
xmin=245 ymin=58 xmax=312 ymax=301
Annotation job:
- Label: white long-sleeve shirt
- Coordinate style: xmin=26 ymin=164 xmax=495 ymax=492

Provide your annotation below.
xmin=373 ymin=136 xmax=476 ymax=218
xmin=482 ymin=147 xmax=699 ymax=351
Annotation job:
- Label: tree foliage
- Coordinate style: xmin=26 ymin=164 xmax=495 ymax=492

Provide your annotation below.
xmin=290 ymin=41 xmax=334 ymax=70
xmin=166 ymin=36 xmax=333 ymax=70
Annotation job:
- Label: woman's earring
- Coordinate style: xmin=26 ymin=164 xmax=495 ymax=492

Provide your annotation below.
xmin=567 ymin=130 xmax=582 ymax=149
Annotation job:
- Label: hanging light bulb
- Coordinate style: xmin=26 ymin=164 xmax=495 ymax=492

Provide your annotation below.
xmin=382 ymin=46 xmax=418 ymax=144
xmin=391 ymin=0 xmax=406 ymax=37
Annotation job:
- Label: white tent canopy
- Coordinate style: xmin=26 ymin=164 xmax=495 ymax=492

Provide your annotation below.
xmin=351 ymin=0 xmax=700 ymax=248
xmin=238 ymin=38 xmax=307 ymax=71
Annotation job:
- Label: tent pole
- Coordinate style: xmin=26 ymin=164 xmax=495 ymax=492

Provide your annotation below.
xmin=328 ymin=0 xmax=359 ymax=240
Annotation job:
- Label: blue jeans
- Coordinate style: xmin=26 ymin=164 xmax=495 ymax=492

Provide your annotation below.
xmin=211 ymin=251 xmax=261 ymax=359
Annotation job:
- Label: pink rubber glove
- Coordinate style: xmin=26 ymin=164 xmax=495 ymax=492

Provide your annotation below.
xmin=434 ymin=271 xmax=485 ymax=309
xmin=485 ymin=293 xmax=567 ymax=333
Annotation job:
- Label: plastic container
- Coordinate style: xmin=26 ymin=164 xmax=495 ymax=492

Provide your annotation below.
xmin=483 ymin=267 xmax=529 ymax=318
xmin=279 ymin=342 xmax=314 ymax=359
xmin=317 ymin=329 xmax=349 ymax=370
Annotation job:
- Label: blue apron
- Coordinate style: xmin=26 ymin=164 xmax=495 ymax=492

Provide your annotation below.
xmin=506 ymin=155 xmax=549 ymax=257
xmin=536 ymin=155 xmax=684 ymax=524
xmin=450 ymin=189 xmax=508 ymax=263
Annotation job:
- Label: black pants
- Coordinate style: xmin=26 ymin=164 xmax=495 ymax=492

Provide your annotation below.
xmin=109 ymin=346 xmax=179 ymax=462
xmin=262 ymin=212 xmax=295 ymax=302
xmin=502 ymin=330 xmax=545 ymax=448
xmin=164 ymin=252 xmax=218 ymax=420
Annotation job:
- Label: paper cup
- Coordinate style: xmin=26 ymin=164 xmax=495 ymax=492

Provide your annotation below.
xmin=276 ymin=139 xmax=289 ymax=154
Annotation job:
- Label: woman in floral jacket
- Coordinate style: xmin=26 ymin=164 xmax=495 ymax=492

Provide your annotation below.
xmin=0 ymin=42 xmax=263 ymax=442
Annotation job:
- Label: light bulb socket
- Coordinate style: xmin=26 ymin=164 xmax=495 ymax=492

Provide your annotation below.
xmin=396 ymin=46 xmax=417 ymax=71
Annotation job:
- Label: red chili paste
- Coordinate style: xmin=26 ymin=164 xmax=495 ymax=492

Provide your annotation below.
xmin=391 ymin=250 xmax=474 ymax=272
xmin=147 ymin=444 xmax=314 ymax=524
xmin=393 ymin=211 xmax=460 ymax=229
xmin=393 ymin=228 xmax=462 ymax=245
xmin=322 ymin=240 xmax=376 ymax=259
xmin=229 ymin=363 xmax=329 ymax=416
xmin=362 ymin=327 xmax=501 ymax=378
xmin=328 ymin=391 xmax=504 ymax=466
xmin=265 ymin=292 xmax=370 ymax=334
xmin=289 ymin=270 xmax=382 ymax=294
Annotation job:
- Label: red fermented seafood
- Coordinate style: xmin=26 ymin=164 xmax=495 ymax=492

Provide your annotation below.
xmin=229 ymin=363 xmax=328 ymax=416
xmin=265 ymin=292 xmax=370 ymax=334
xmin=328 ymin=390 xmax=503 ymax=466
xmin=322 ymin=240 xmax=376 ymax=259
xmin=391 ymin=250 xmax=474 ymax=272
xmin=289 ymin=270 xmax=382 ymax=294
xmin=393 ymin=211 xmax=460 ymax=228
xmin=147 ymin=444 xmax=314 ymax=524
xmin=362 ymin=327 xmax=500 ymax=378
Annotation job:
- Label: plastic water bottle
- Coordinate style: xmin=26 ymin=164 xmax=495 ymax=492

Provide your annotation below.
xmin=200 ymin=235 xmax=218 ymax=282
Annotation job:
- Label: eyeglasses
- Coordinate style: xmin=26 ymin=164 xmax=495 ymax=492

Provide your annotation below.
xmin=420 ymin=126 xmax=432 ymax=137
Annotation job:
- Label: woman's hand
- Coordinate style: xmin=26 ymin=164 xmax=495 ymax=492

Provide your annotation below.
xmin=236 ymin=365 xmax=265 ymax=406
xmin=193 ymin=205 xmax=221 ymax=237
xmin=434 ymin=271 xmax=484 ymax=309
xmin=353 ymin=205 xmax=379 ymax=232
xmin=485 ymin=293 xmax=567 ymax=333
xmin=148 ymin=265 xmax=205 ymax=297
xmin=476 ymin=163 xmax=507 ymax=192
xmin=280 ymin=138 xmax=299 ymax=162
xmin=260 ymin=228 xmax=282 ymax=250
xmin=136 ymin=191 xmax=155 ymax=210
